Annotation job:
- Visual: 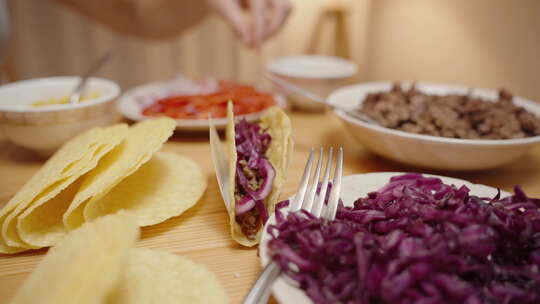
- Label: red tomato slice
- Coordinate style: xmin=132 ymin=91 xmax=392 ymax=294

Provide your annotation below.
xmin=142 ymin=80 xmax=277 ymax=119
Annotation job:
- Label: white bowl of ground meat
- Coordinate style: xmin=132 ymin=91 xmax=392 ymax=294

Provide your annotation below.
xmin=328 ymin=82 xmax=540 ymax=171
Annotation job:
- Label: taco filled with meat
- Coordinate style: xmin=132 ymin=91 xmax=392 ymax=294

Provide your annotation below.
xmin=226 ymin=103 xmax=292 ymax=246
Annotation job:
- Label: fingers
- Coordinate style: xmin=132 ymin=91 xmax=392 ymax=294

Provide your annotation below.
xmin=265 ymin=0 xmax=292 ymax=40
xmin=212 ymin=0 xmax=251 ymax=46
xmin=210 ymin=0 xmax=292 ymax=48
xmin=248 ymin=0 xmax=292 ymax=47
xmin=249 ymin=0 xmax=266 ymax=48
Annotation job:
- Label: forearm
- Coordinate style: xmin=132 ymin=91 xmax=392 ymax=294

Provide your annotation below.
xmin=54 ymin=0 xmax=210 ymax=40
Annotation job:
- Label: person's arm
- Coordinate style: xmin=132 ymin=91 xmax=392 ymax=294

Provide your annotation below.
xmin=54 ymin=0 xmax=209 ymax=40
xmin=54 ymin=0 xmax=292 ymax=46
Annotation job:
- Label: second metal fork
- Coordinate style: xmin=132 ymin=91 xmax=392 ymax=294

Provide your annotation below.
xmin=242 ymin=147 xmax=344 ymax=304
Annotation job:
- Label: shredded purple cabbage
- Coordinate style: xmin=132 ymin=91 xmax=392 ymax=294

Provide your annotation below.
xmin=234 ymin=119 xmax=275 ymax=222
xmin=268 ymin=173 xmax=540 ymax=304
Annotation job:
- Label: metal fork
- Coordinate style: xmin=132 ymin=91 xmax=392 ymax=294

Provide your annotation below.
xmin=242 ymin=147 xmax=344 ymax=304
xmin=264 ymin=73 xmax=378 ymax=125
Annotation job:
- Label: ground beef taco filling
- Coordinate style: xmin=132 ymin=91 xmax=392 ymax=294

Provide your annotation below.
xmin=358 ymin=83 xmax=540 ymax=139
xmin=233 ymin=119 xmax=275 ymax=240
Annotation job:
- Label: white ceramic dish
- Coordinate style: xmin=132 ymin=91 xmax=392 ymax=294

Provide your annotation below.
xmin=327 ymin=82 xmax=540 ymax=171
xmin=267 ymin=55 xmax=357 ymax=112
xmin=260 ymin=172 xmax=506 ymax=304
xmin=0 ymin=77 xmax=121 ymax=156
xmin=117 ymin=77 xmax=287 ymax=131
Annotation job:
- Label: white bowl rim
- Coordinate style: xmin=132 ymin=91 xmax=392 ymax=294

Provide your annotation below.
xmin=328 ymin=81 xmax=540 ymax=146
xmin=267 ymin=55 xmax=358 ymax=79
xmin=0 ymin=76 xmax=121 ymax=113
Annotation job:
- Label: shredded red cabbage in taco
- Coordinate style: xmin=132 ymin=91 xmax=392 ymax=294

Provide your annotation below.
xmin=234 ymin=119 xmax=275 ymax=239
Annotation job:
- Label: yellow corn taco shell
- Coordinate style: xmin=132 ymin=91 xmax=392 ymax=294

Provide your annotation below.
xmin=106 ymin=248 xmax=228 ymax=304
xmin=61 ymin=117 xmax=175 ymax=231
xmin=9 ymin=212 xmax=139 ymax=304
xmin=226 ymin=103 xmax=292 ymax=246
xmin=84 ymin=151 xmax=206 ymax=227
xmin=0 ymin=124 xmax=129 ymax=253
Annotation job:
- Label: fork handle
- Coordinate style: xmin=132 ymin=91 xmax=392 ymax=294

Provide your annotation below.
xmin=242 ymin=262 xmax=281 ymax=304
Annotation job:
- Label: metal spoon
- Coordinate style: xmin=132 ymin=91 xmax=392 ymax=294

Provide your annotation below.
xmin=69 ymin=50 xmax=114 ymax=104
xmin=264 ymin=73 xmax=379 ymax=125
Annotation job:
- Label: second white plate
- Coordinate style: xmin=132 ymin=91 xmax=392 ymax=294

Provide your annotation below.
xmin=259 ymin=172 xmax=506 ymax=304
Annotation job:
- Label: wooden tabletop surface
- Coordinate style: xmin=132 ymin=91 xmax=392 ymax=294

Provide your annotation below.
xmin=1 ymin=111 xmax=540 ymax=303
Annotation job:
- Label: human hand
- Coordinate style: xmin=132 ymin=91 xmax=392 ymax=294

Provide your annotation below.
xmin=207 ymin=0 xmax=292 ymax=48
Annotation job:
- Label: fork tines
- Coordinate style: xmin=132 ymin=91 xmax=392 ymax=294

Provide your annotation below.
xmin=290 ymin=147 xmax=343 ymax=221
xmin=241 ymin=146 xmax=344 ymax=304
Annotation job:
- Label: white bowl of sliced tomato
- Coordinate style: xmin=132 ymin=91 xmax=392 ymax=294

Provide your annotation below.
xmin=117 ymin=75 xmax=287 ymax=131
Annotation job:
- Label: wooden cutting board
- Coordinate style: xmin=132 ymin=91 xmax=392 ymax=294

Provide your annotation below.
xmin=1 ymin=112 xmax=540 ymax=303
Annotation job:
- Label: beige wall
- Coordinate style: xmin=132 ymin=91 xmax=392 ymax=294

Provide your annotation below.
xmin=8 ymin=0 xmax=540 ymax=101
xmin=366 ymin=0 xmax=540 ymax=101
xmin=9 ymin=0 xmax=370 ymax=89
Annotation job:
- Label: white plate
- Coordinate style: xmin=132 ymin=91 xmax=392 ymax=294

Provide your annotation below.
xmin=117 ymin=77 xmax=286 ymax=131
xmin=327 ymin=82 xmax=540 ymax=171
xmin=259 ymin=172 xmax=508 ymax=304
xmin=266 ymin=55 xmax=357 ymax=111
xmin=267 ymin=55 xmax=358 ymax=79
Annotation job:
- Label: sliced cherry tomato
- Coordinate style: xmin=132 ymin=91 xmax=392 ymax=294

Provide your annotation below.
xmin=142 ymin=81 xmax=277 ymax=119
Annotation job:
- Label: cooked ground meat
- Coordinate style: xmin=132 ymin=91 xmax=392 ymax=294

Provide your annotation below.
xmin=238 ymin=159 xmax=263 ymax=191
xmin=247 ymin=178 xmax=262 ymax=192
xmin=235 ymin=159 xmax=265 ymax=239
xmin=236 ymin=207 xmax=261 ymax=240
xmin=241 ymin=160 xmax=255 ymax=179
xmin=358 ymin=83 xmax=540 ymax=140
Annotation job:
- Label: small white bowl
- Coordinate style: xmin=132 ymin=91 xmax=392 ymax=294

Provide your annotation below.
xmin=267 ymin=55 xmax=357 ymax=111
xmin=0 ymin=77 xmax=121 ymax=156
xmin=328 ymin=82 xmax=540 ymax=171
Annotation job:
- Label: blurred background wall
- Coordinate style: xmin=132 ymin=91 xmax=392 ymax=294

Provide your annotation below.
xmin=7 ymin=0 xmax=540 ymax=100
xmin=366 ymin=0 xmax=540 ymax=101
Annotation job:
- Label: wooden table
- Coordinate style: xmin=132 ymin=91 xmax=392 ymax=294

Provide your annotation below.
xmin=1 ymin=112 xmax=540 ymax=303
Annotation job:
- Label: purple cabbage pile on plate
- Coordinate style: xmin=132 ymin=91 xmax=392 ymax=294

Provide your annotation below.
xmin=268 ymin=173 xmax=540 ymax=304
